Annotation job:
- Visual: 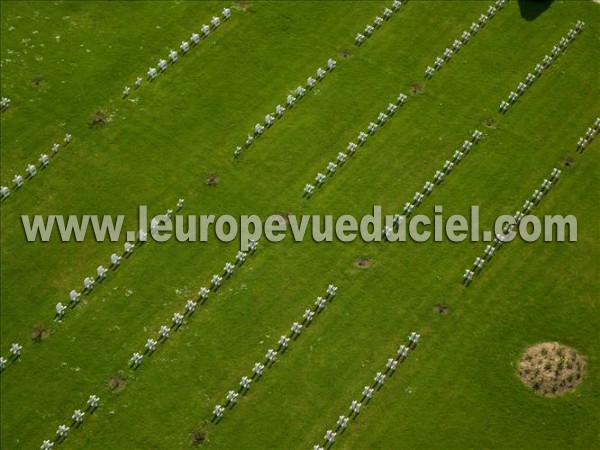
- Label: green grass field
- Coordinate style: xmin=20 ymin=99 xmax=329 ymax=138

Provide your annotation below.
xmin=1 ymin=1 xmax=599 ymax=449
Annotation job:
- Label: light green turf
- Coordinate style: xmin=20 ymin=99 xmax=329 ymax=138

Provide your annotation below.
xmin=1 ymin=1 xmax=599 ymax=449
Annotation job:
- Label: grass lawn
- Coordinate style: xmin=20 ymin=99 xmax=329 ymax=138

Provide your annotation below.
xmin=1 ymin=1 xmax=599 ymax=449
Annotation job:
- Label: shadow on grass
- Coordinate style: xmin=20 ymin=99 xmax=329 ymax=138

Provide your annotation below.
xmin=518 ymin=0 xmax=554 ymax=21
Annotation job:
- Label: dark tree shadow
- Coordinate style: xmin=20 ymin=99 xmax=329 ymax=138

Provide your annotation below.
xmin=518 ymin=0 xmax=554 ymax=21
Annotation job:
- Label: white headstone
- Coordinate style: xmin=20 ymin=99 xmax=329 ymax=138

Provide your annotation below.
xmin=159 ymin=325 xmax=170 ymax=338
xmin=56 ymin=302 xmax=67 ymax=316
xmin=97 ymin=265 xmax=108 ymax=279
xmin=69 ymin=290 xmax=81 ymax=303
xmin=13 ymin=174 xmax=23 ymax=188
xmin=84 ymin=276 xmax=95 ymax=291
xmin=56 ymin=425 xmax=69 ymax=438
xmin=87 ymin=394 xmax=100 ymax=409
xmin=26 ymin=163 xmax=37 ymax=178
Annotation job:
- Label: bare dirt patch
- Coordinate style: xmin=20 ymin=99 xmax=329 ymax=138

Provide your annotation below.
xmin=233 ymin=1 xmax=249 ymax=11
xmin=31 ymin=324 xmax=50 ymax=342
xmin=484 ymin=117 xmax=496 ymax=128
xmin=340 ymin=49 xmax=352 ymax=59
xmin=90 ymin=110 xmax=108 ymax=126
xmin=205 ymin=173 xmax=219 ymax=186
xmin=191 ymin=425 xmax=208 ymax=445
xmin=563 ymin=157 xmax=575 ymax=167
xmin=106 ymin=375 xmax=127 ymax=392
xmin=410 ymin=83 xmax=424 ymax=94
xmin=434 ymin=304 xmax=450 ymax=315
xmin=518 ymin=342 xmax=585 ymax=397
xmin=32 ymin=75 xmax=44 ymax=87
xmin=355 ymin=257 xmax=372 ymax=269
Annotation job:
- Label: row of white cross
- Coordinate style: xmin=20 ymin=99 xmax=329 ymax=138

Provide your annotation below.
xmin=354 ymin=0 xmax=404 ymax=46
xmin=38 ymin=395 xmax=100 ymax=449
xmin=304 ymin=94 xmax=409 ymax=197
xmin=425 ymin=0 xmax=505 ymax=79
xmin=122 ymin=8 xmax=232 ymax=98
xmin=235 ymin=1 xmax=404 ymax=159
xmin=462 ymin=167 xmax=562 ymax=285
xmin=234 ymin=59 xmax=336 ymax=158
xmin=129 ymin=244 xmax=259 ymax=372
xmin=31 ymin=10 xmax=227 ymax=447
xmin=54 ymin=201 xmax=185 ymax=323
xmin=41 ymin=244 xmax=257 ymax=449
xmin=211 ymin=284 xmax=339 ymax=421
xmin=0 ymin=343 xmax=23 ymax=372
xmin=381 ymin=130 xmax=483 ymax=240
xmin=499 ymin=20 xmax=585 ymax=114
xmin=314 ymin=332 xmax=420 ymax=448
xmin=0 ymin=133 xmax=73 ymax=201
xmin=304 ymin=0 xmax=500 ymax=201
xmin=576 ymin=117 xmax=599 ymax=153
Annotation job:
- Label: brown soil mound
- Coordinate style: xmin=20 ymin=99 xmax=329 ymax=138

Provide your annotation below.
xmin=518 ymin=342 xmax=585 ymax=397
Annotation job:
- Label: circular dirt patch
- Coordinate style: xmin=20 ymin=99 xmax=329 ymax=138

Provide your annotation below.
xmin=563 ymin=157 xmax=575 ymax=167
xmin=355 ymin=257 xmax=372 ymax=269
xmin=410 ymin=83 xmax=424 ymax=94
xmin=31 ymin=324 xmax=50 ymax=342
xmin=434 ymin=304 xmax=450 ymax=315
xmin=205 ymin=173 xmax=219 ymax=186
xmin=191 ymin=426 xmax=207 ymax=445
xmin=106 ymin=375 xmax=127 ymax=392
xmin=340 ymin=49 xmax=352 ymax=58
xmin=91 ymin=110 xmax=108 ymax=126
xmin=484 ymin=117 xmax=496 ymax=128
xmin=518 ymin=342 xmax=585 ymax=397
